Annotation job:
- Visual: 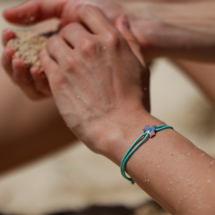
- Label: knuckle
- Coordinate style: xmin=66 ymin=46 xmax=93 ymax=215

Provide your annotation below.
xmin=105 ymin=31 xmax=121 ymax=48
xmin=80 ymin=38 xmax=97 ymax=55
xmin=61 ymin=23 xmax=74 ymax=35
xmin=52 ymin=74 xmax=66 ymax=88
xmin=46 ymin=35 xmax=61 ymax=49
xmin=63 ymin=55 xmax=78 ymax=71
xmin=78 ymin=4 xmax=97 ymax=15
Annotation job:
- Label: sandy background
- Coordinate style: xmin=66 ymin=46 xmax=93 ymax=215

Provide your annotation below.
xmin=0 ymin=0 xmax=215 ymax=215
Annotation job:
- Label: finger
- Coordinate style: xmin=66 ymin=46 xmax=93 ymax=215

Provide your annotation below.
xmin=12 ymin=58 xmax=32 ymax=84
xmin=115 ymin=15 xmax=145 ymax=65
xmin=30 ymin=67 xmax=52 ymax=96
xmin=40 ymin=50 xmax=59 ymax=82
xmin=46 ymin=35 xmax=73 ymax=64
xmin=60 ymin=23 xmax=91 ymax=48
xmin=2 ymin=47 xmax=14 ymax=77
xmin=3 ymin=0 xmax=67 ymax=25
xmin=66 ymin=5 xmax=116 ymax=35
xmin=2 ymin=29 xmax=16 ymax=46
xmin=12 ymin=58 xmax=44 ymax=100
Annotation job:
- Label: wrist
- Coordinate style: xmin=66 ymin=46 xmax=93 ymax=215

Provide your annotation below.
xmin=90 ymin=106 xmax=163 ymax=165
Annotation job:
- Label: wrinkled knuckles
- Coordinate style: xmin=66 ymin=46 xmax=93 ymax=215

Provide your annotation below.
xmin=61 ymin=23 xmax=77 ymax=36
xmin=63 ymin=55 xmax=78 ymax=72
xmin=52 ymin=75 xmax=66 ymax=90
xmin=104 ymin=31 xmax=122 ymax=49
xmin=78 ymin=4 xmax=99 ymax=17
xmin=47 ymin=35 xmax=62 ymax=50
xmin=79 ymin=38 xmax=97 ymax=56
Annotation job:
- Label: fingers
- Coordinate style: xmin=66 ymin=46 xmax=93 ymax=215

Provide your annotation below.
xmin=66 ymin=5 xmax=116 ymax=35
xmin=2 ymin=47 xmax=14 ymax=77
xmin=60 ymin=23 xmax=92 ymax=48
xmin=46 ymin=35 xmax=73 ymax=64
xmin=12 ymin=58 xmax=31 ymax=84
xmin=2 ymin=40 xmax=51 ymax=99
xmin=12 ymin=58 xmax=45 ymax=100
xmin=30 ymin=67 xmax=52 ymax=96
xmin=115 ymin=16 xmax=145 ymax=65
xmin=2 ymin=29 xmax=16 ymax=46
xmin=40 ymin=50 xmax=59 ymax=82
xmin=3 ymin=0 xmax=67 ymax=25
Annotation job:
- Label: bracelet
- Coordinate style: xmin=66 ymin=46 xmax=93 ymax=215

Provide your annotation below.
xmin=120 ymin=125 xmax=174 ymax=184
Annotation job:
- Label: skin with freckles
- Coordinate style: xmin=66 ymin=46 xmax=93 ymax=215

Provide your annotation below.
xmin=40 ymin=6 xmax=215 ymax=214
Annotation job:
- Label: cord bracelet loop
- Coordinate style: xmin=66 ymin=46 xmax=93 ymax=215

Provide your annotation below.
xmin=120 ymin=125 xmax=174 ymax=184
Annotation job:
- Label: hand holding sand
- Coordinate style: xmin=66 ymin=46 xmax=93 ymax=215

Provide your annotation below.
xmin=2 ymin=29 xmax=51 ymax=99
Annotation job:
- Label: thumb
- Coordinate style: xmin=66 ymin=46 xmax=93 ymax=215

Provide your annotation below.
xmin=115 ymin=15 xmax=145 ymax=65
xmin=3 ymin=0 xmax=67 ymax=25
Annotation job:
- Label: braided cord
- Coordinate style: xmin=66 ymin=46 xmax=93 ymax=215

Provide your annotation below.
xmin=120 ymin=125 xmax=173 ymax=184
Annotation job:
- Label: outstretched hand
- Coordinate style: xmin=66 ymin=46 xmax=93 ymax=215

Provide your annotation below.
xmin=40 ymin=6 xmax=150 ymax=154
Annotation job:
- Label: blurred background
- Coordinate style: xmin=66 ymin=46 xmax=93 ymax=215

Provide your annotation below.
xmin=0 ymin=0 xmax=215 ymax=215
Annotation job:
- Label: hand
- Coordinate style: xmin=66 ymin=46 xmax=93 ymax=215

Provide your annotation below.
xmin=2 ymin=0 xmax=124 ymax=99
xmin=40 ymin=6 xmax=150 ymax=154
xmin=4 ymin=0 xmax=215 ymax=64
xmin=4 ymin=0 xmax=214 ymax=100
xmin=1 ymin=29 xmax=52 ymax=100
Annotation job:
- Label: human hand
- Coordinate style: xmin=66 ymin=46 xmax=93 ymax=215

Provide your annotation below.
xmin=40 ymin=6 xmax=150 ymax=154
xmin=4 ymin=0 xmax=215 ymax=66
xmin=1 ymin=0 xmax=124 ymax=99
xmin=1 ymin=29 xmax=51 ymax=100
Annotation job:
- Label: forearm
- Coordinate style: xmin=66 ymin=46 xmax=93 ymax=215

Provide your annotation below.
xmin=125 ymin=1 xmax=215 ymax=62
xmin=0 ymin=101 xmax=75 ymax=174
xmin=173 ymin=59 xmax=215 ymax=106
xmin=95 ymin=109 xmax=215 ymax=214
xmin=0 ymin=69 xmax=75 ymax=174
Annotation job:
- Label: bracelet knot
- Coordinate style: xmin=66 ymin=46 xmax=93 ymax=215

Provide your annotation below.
xmin=120 ymin=125 xmax=174 ymax=184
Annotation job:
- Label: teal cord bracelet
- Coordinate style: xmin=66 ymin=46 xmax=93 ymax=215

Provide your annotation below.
xmin=120 ymin=125 xmax=174 ymax=184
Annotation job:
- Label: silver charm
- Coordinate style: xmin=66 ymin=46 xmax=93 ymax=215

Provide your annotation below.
xmin=143 ymin=125 xmax=156 ymax=137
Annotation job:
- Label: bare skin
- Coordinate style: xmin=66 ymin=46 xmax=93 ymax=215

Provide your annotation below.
xmin=173 ymin=59 xmax=215 ymax=106
xmin=2 ymin=0 xmax=215 ymax=98
xmin=1 ymin=0 xmax=215 ymax=174
xmin=39 ymin=6 xmax=215 ymax=214
xmin=0 ymin=63 xmax=75 ymax=174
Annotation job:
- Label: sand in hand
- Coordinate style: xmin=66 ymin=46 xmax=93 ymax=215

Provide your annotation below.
xmin=7 ymin=31 xmax=48 ymax=70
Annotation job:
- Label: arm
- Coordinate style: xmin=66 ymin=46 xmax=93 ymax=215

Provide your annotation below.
xmin=172 ymin=59 xmax=215 ymax=106
xmin=3 ymin=0 xmax=215 ymax=63
xmin=40 ymin=6 xmax=215 ymax=214
xmin=2 ymin=0 xmax=215 ymax=100
xmin=0 ymin=63 xmax=75 ymax=174
xmin=125 ymin=0 xmax=215 ymax=62
xmin=101 ymin=107 xmax=215 ymax=214
xmin=0 ymin=14 xmax=76 ymax=174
